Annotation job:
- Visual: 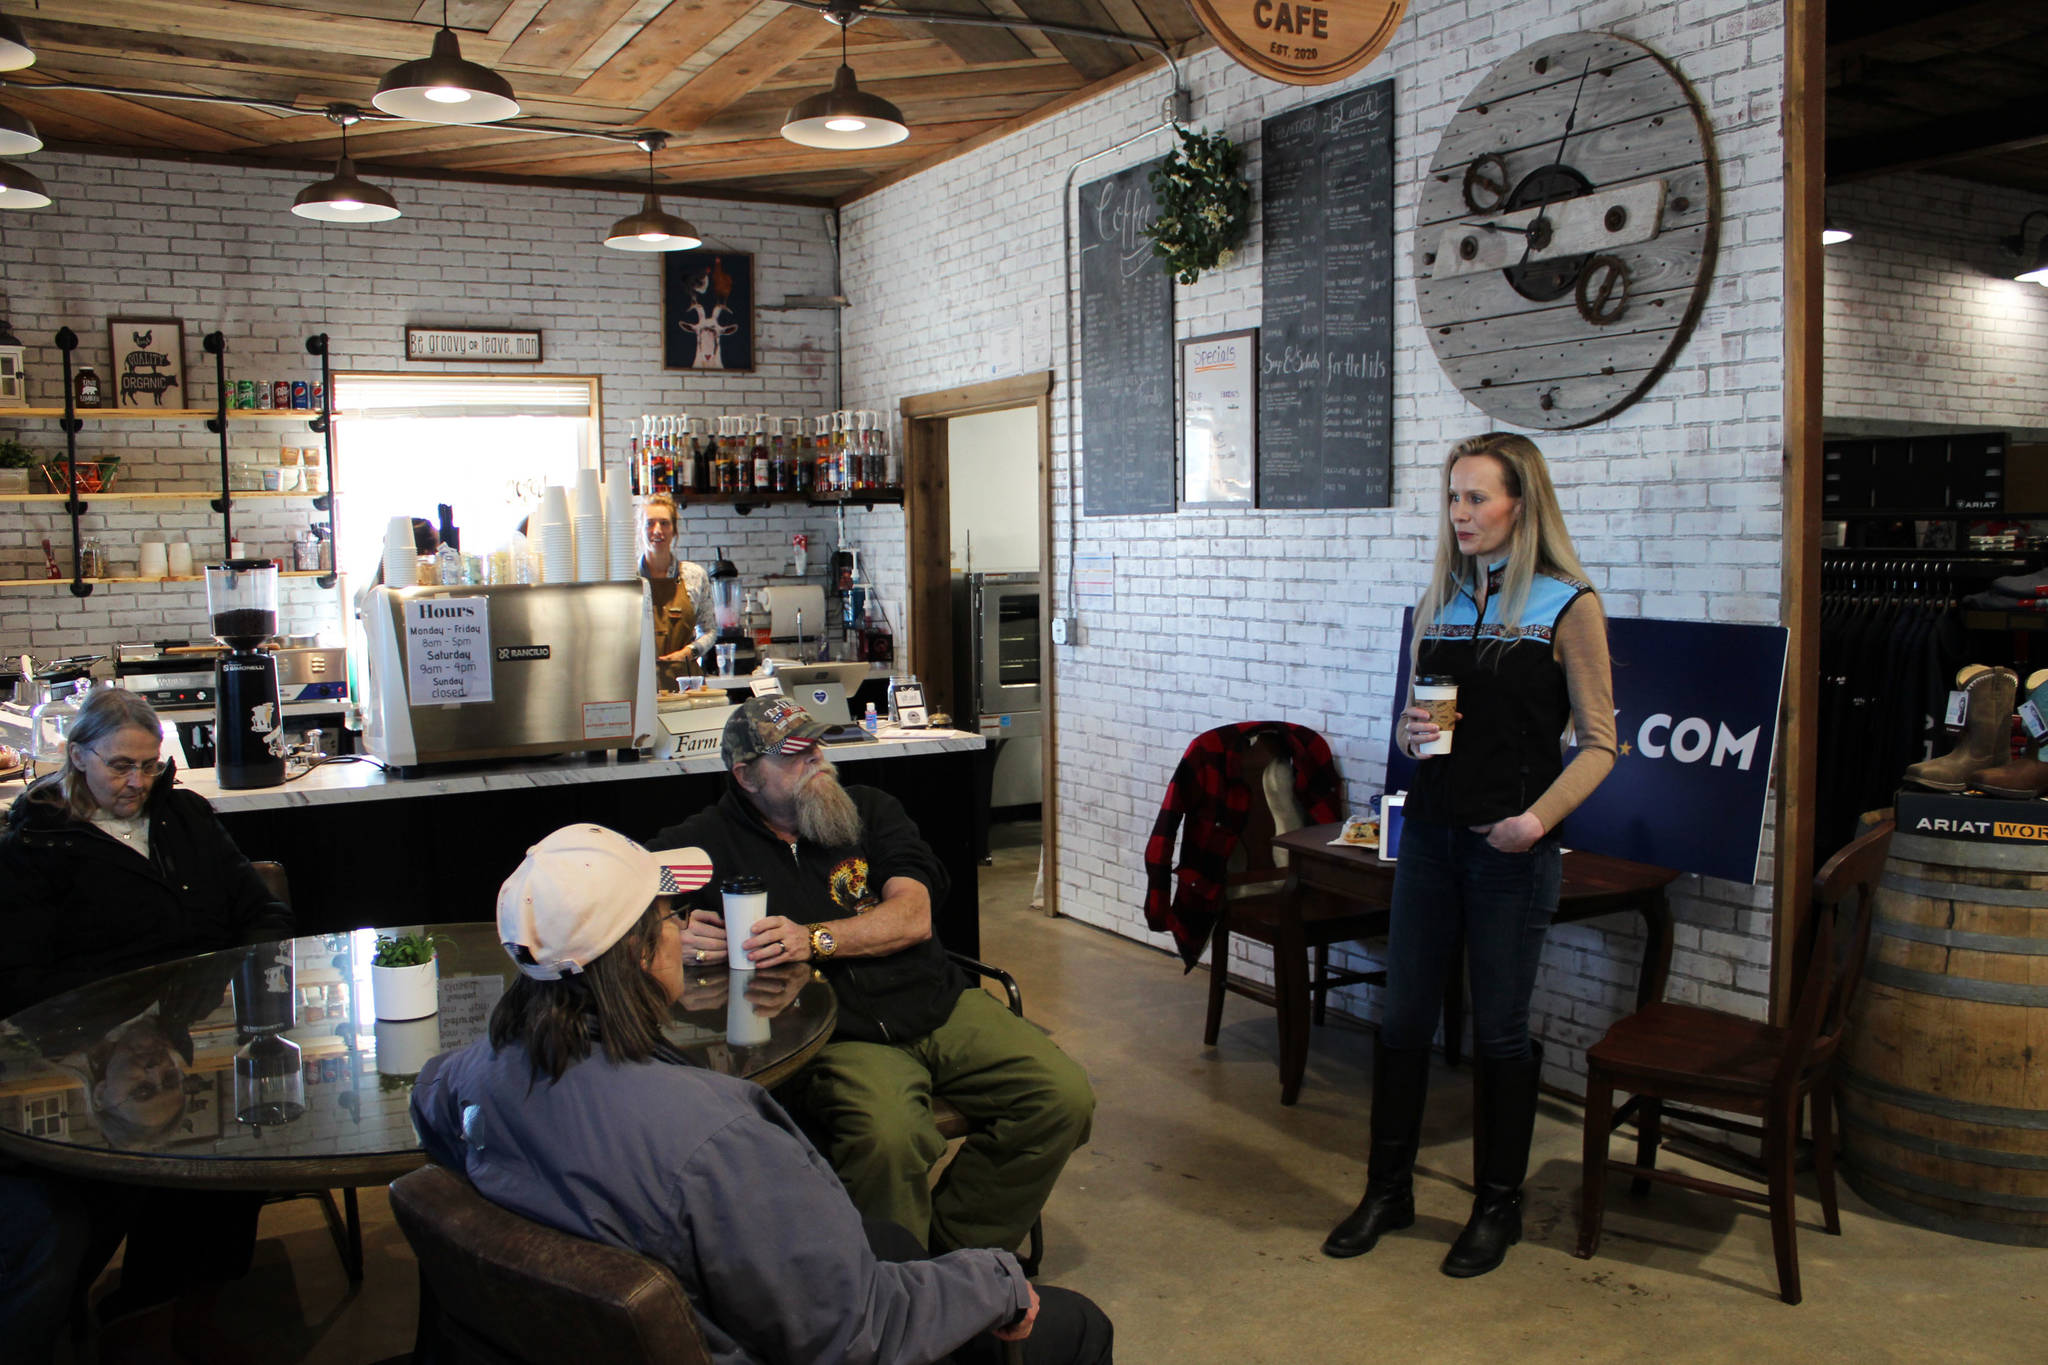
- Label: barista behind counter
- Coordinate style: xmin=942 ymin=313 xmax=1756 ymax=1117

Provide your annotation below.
xmin=641 ymin=493 xmax=717 ymax=688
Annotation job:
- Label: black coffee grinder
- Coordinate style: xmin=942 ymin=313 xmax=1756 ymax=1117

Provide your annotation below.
xmin=206 ymin=559 xmax=285 ymax=789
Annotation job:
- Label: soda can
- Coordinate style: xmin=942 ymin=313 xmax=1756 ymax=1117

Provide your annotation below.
xmin=310 ymin=379 xmax=324 ymax=410
xmin=273 ymin=380 xmax=292 ymax=409
xmin=321 ymin=1056 xmax=339 ymax=1082
xmin=292 ymin=380 xmax=309 ymax=409
xmin=234 ymin=379 xmax=255 ymax=410
xmin=254 ymin=381 xmax=272 ymax=410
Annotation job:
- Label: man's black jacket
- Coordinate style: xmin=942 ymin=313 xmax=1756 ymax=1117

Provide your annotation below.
xmin=654 ymin=782 xmax=965 ymax=1045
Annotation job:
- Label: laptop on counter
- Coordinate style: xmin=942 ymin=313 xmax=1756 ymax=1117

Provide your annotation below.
xmin=788 ymin=681 xmax=875 ymax=744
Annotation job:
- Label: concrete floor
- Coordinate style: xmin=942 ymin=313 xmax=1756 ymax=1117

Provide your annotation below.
xmin=75 ymin=822 xmax=2048 ymax=1362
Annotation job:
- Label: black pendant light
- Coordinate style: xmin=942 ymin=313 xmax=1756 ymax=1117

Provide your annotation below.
xmin=781 ymin=17 xmax=907 ymax=150
xmin=0 ymin=159 xmax=47 ymax=209
xmin=0 ymin=104 xmax=39 ymax=157
xmin=604 ymin=133 xmax=700 ymax=253
xmin=0 ymin=13 xmax=33 ymax=72
xmin=374 ymin=0 xmax=518 ymax=125
xmin=292 ymin=109 xmax=401 ymax=223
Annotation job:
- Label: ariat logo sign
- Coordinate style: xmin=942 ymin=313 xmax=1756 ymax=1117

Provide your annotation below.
xmin=1914 ymin=817 xmax=1995 ymax=835
xmin=1910 ymin=816 xmax=2048 ymax=841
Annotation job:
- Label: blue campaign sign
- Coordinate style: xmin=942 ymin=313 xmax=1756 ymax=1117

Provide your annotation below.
xmin=1385 ymin=613 xmax=1788 ymax=884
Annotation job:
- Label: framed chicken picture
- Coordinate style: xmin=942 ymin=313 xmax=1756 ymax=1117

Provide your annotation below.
xmin=108 ymin=317 xmax=187 ymax=409
xmin=661 ymin=251 xmax=755 ymax=373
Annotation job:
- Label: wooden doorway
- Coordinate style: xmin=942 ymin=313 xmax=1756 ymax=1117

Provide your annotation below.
xmin=901 ymin=371 xmax=1057 ymax=914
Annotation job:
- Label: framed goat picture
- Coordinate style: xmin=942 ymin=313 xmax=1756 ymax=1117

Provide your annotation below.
xmin=662 ymin=251 xmax=755 ymax=372
xmin=108 ymin=317 xmax=187 ymax=410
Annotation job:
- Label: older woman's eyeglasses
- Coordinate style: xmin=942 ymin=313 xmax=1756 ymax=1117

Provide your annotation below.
xmin=90 ymin=750 xmax=167 ymax=779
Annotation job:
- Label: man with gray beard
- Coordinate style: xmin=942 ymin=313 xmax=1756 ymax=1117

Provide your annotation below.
xmin=652 ymin=697 xmax=1094 ymax=1260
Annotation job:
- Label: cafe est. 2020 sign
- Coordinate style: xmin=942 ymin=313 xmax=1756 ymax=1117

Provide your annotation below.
xmin=1186 ymin=0 xmax=1410 ymax=85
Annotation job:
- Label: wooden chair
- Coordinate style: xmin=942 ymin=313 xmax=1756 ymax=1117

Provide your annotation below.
xmin=390 ymin=1163 xmax=712 ymax=1365
xmin=1575 ymin=821 xmax=1893 ymax=1304
xmin=935 ymin=951 xmax=1044 ymax=1278
xmin=248 ymin=859 xmax=365 ymax=1284
xmin=1200 ymin=728 xmax=1386 ymax=1104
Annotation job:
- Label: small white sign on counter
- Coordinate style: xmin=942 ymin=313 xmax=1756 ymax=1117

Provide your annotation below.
xmin=404 ymin=597 xmax=494 ymax=705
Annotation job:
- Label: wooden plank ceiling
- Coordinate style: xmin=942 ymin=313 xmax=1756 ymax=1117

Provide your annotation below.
xmin=0 ymin=0 xmax=1205 ymax=205
xmin=1827 ymin=0 xmax=2048 ymax=194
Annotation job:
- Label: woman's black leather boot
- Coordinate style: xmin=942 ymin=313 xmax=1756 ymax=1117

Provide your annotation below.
xmin=1322 ymin=1042 xmax=1430 ymax=1258
xmin=1442 ymin=1042 xmax=1543 ymax=1278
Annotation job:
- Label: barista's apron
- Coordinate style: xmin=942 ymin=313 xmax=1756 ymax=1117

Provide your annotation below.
xmin=647 ymin=572 xmax=701 ymax=688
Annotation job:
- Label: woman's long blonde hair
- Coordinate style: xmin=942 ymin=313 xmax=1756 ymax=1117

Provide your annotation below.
xmin=1412 ymin=433 xmax=1593 ymax=675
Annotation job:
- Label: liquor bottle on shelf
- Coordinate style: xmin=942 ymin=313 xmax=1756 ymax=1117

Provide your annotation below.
xmin=771 ymin=419 xmax=791 ymax=492
xmin=752 ymin=413 xmax=771 ymax=492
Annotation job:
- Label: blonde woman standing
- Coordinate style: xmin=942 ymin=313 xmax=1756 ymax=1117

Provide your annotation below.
xmin=1323 ymin=433 xmax=1616 ymax=1278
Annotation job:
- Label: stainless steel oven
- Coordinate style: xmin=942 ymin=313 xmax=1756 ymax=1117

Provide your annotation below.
xmin=954 ymin=571 xmax=1041 ymax=808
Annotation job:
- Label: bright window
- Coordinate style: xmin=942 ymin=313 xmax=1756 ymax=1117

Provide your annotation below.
xmin=330 ymin=374 xmax=602 ymax=588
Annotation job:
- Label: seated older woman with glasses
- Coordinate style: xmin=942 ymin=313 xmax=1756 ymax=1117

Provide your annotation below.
xmin=0 ymin=686 xmax=292 ymax=1362
xmin=0 ymin=685 xmax=292 ymax=1018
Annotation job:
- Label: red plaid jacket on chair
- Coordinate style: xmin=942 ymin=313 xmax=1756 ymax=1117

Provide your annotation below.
xmin=1143 ymin=722 xmax=1342 ymax=969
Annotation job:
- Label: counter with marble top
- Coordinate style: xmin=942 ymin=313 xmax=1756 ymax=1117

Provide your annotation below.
xmin=116 ymin=726 xmax=994 ymax=948
xmin=171 ymin=725 xmax=982 ymax=814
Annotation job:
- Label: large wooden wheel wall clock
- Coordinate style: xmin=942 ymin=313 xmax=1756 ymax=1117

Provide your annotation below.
xmin=1416 ymin=32 xmax=1719 ymax=430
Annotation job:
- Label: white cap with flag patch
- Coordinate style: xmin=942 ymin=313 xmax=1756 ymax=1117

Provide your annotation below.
xmin=497 ymin=824 xmax=703 ymax=980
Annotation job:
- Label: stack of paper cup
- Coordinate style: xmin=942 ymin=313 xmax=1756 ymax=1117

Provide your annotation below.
xmin=572 ymin=467 xmax=606 ymax=583
xmin=166 ymin=542 xmax=195 ymax=578
xmin=535 ymin=485 xmax=574 ymax=584
xmin=382 ymin=515 xmax=419 ymax=587
xmin=604 ymin=467 xmax=638 ymax=581
xmin=138 ymin=539 xmax=168 ymax=580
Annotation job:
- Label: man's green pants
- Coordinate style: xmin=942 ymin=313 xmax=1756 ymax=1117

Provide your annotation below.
xmin=791 ymin=986 xmax=1094 ymax=1253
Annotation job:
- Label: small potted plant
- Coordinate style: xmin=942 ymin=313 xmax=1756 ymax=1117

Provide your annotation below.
xmin=0 ymin=437 xmax=32 ymax=494
xmin=369 ymin=930 xmax=446 ymax=1021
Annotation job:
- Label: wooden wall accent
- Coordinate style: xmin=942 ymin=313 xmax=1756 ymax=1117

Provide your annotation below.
xmin=1775 ymin=0 xmax=1824 ymax=1024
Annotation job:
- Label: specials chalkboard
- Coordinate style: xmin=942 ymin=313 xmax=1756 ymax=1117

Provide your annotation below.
xmin=1259 ymin=81 xmax=1395 ymax=509
xmin=1079 ymin=159 xmax=1175 ymax=516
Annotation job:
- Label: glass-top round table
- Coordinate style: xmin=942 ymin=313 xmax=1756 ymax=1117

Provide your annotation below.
xmin=0 ymin=922 xmax=835 ymax=1190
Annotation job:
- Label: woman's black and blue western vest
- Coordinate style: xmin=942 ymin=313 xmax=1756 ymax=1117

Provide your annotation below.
xmin=1407 ymin=564 xmax=1592 ymax=828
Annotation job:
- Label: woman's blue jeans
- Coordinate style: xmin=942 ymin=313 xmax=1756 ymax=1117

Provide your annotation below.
xmin=1380 ymin=817 xmax=1561 ymax=1060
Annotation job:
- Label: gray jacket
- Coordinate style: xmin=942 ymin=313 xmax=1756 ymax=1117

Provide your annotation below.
xmin=411 ymin=1039 xmax=1027 ymax=1365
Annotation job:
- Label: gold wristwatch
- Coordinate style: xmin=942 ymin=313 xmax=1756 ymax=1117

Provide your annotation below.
xmin=808 ymin=923 xmax=837 ymax=959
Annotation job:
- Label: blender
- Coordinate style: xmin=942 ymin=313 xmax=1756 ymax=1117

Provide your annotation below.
xmin=206 ymin=559 xmax=285 ymax=789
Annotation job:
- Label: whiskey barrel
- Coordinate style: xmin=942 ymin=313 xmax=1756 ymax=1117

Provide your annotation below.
xmin=1839 ymin=827 xmax=2048 ymax=1245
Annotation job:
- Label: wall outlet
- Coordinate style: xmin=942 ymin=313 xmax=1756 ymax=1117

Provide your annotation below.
xmin=1051 ymin=616 xmax=1081 ymax=646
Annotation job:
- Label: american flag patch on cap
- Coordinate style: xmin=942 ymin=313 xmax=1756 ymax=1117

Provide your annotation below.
xmin=656 ymin=848 xmax=714 ymax=895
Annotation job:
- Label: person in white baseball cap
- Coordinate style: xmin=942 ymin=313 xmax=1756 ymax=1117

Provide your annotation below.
xmin=413 ymin=822 xmax=1113 ymax=1365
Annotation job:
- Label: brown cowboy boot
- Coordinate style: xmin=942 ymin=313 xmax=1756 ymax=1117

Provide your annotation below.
xmin=1905 ymin=665 xmax=2018 ymax=792
xmin=1971 ymin=669 xmax=2048 ymax=798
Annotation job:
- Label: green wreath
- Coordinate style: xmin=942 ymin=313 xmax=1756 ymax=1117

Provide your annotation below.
xmin=1143 ymin=126 xmax=1252 ymax=285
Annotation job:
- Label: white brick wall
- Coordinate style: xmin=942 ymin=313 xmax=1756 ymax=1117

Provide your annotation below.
xmin=839 ymin=0 xmax=1789 ymax=1080
xmin=1825 ymin=172 xmax=2048 ymax=430
xmin=0 ymin=154 xmax=841 ymax=654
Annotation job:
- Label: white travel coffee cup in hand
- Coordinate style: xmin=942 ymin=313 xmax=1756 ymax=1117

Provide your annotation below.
xmin=721 ymin=875 xmax=770 ymax=973
xmin=1413 ymin=676 xmax=1458 ymax=756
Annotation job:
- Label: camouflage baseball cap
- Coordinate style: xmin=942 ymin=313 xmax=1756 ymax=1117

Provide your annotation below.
xmin=721 ymin=694 xmax=833 ymax=768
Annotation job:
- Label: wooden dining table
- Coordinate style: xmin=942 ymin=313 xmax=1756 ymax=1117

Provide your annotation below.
xmin=1262 ymin=823 xmax=1679 ymax=1105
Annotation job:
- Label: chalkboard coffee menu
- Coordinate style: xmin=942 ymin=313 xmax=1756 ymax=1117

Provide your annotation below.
xmin=1259 ymin=81 xmax=1395 ymax=509
xmin=1079 ymin=158 xmax=1175 ymax=517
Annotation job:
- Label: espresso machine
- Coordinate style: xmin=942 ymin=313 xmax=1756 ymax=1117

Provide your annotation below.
xmin=206 ymin=560 xmax=286 ymax=789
